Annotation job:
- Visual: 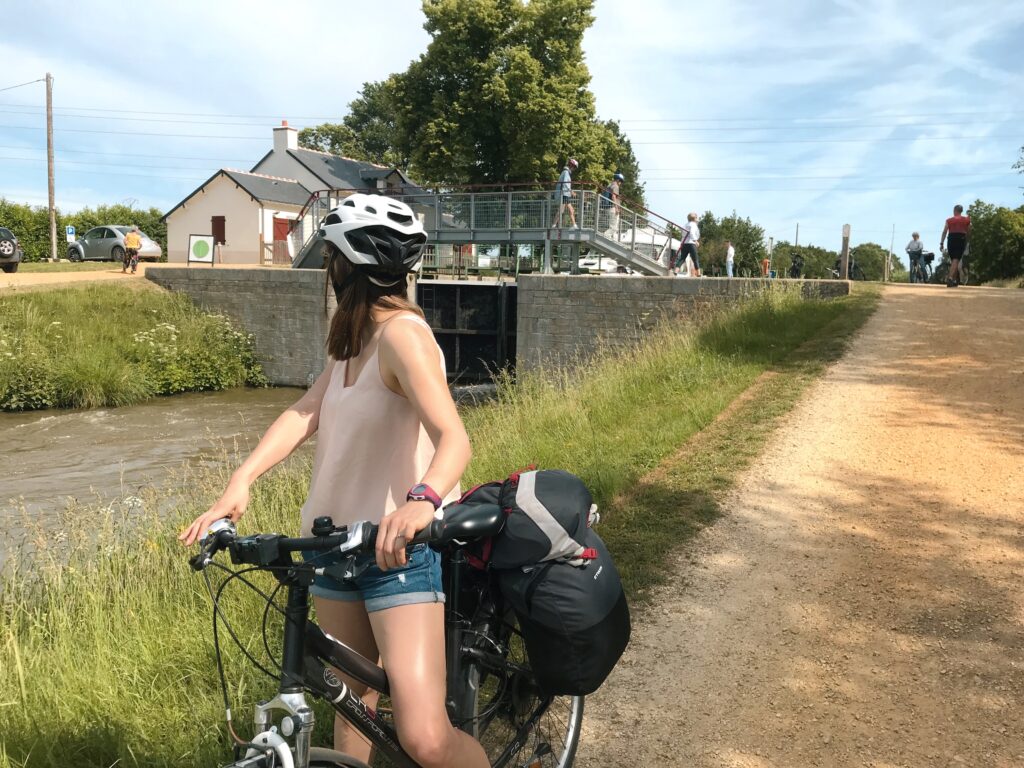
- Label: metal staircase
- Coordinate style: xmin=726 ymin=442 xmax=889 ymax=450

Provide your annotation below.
xmin=292 ymin=185 xmax=677 ymax=276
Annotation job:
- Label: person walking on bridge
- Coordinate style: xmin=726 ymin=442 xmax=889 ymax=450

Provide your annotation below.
xmin=673 ymin=213 xmax=701 ymax=276
xmin=600 ymin=172 xmax=624 ymax=238
xmin=726 ymin=240 xmax=735 ymax=278
xmin=551 ymin=158 xmax=579 ymax=229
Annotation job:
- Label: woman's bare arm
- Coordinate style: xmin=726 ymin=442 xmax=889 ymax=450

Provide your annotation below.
xmin=374 ymin=319 xmax=471 ymax=568
xmin=179 ymin=363 xmax=335 ymax=544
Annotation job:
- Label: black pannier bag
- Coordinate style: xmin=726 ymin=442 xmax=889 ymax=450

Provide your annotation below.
xmin=498 ymin=526 xmax=630 ymax=696
xmin=490 ymin=469 xmax=595 ymax=569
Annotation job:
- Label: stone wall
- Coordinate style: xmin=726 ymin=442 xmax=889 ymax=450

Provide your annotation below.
xmin=146 ymin=267 xmax=850 ymax=385
xmin=146 ymin=266 xmax=333 ymax=387
xmin=515 ymin=275 xmax=850 ymax=371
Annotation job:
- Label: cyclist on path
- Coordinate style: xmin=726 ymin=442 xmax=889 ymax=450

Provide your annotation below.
xmin=906 ymin=232 xmax=925 ymax=283
xmin=123 ymin=226 xmax=142 ymax=274
xmin=939 ymin=204 xmax=970 ymax=288
xmin=181 ymin=195 xmax=489 ymax=768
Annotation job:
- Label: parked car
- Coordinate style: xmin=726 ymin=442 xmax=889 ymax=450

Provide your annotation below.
xmin=0 ymin=227 xmax=24 ymax=273
xmin=67 ymin=226 xmax=162 ymax=263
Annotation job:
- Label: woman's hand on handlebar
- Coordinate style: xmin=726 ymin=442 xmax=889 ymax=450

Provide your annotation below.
xmin=375 ymin=501 xmax=436 ymax=571
xmin=178 ymin=476 xmax=251 ymax=546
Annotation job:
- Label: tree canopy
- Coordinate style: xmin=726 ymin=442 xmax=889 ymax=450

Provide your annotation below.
xmin=966 ymin=199 xmax=1024 ymax=282
xmin=298 ymin=0 xmax=644 ymax=204
xmin=695 ymin=211 xmax=768 ymax=276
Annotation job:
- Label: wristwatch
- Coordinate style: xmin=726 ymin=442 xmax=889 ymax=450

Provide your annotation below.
xmin=407 ymin=483 xmax=443 ymax=510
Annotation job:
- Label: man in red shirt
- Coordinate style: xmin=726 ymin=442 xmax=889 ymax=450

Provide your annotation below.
xmin=939 ymin=204 xmax=970 ymax=287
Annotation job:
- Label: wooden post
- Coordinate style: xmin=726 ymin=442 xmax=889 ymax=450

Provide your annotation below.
xmin=46 ymin=72 xmax=57 ymax=262
xmin=840 ymin=224 xmax=851 ymax=280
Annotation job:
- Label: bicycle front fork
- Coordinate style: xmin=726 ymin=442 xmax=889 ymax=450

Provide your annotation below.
xmin=247 ymin=692 xmax=315 ymax=768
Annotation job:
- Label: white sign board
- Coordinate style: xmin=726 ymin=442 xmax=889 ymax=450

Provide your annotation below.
xmin=188 ymin=234 xmax=215 ymax=265
xmin=65 ymin=225 xmax=76 ymax=243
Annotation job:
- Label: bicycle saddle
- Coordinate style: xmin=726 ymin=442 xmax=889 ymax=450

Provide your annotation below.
xmin=433 ymin=502 xmax=506 ymax=546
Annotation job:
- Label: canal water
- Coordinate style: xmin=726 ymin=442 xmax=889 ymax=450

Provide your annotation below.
xmin=1 ymin=388 xmax=303 ymax=550
xmin=1 ymin=384 xmax=494 ymax=566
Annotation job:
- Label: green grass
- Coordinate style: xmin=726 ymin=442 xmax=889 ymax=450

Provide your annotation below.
xmin=0 ymin=284 xmax=267 ymax=411
xmin=14 ymin=261 xmax=121 ymax=273
xmin=0 ymin=285 xmax=880 ymax=768
xmin=981 ymin=276 xmax=1024 ymax=288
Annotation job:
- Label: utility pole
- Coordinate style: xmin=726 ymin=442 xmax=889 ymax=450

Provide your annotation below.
xmin=886 ymin=223 xmax=895 ymax=282
xmin=46 ymin=72 xmax=57 ymax=262
xmin=840 ymin=224 xmax=851 ymax=280
xmin=794 ymin=223 xmax=799 ymax=248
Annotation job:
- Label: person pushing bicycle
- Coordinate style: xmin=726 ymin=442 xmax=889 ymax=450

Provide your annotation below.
xmin=181 ymin=195 xmax=489 ymax=768
xmin=906 ymin=232 xmax=926 ymax=283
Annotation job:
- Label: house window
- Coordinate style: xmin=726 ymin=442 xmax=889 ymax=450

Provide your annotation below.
xmin=211 ymin=216 xmax=226 ymax=245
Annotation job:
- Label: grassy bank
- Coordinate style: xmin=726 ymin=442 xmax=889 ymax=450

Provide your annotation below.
xmin=982 ymin=276 xmax=1024 ymax=288
xmin=0 ymin=284 xmax=267 ymax=411
xmin=14 ymin=262 xmax=119 ymax=273
xmin=0 ymin=286 xmax=879 ymax=767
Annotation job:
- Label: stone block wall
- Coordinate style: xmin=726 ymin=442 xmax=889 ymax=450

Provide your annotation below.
xmin=515 ymin=275 xmax=850 ymax=371
xmin=146 ymin=266 xmax=333 ymax=387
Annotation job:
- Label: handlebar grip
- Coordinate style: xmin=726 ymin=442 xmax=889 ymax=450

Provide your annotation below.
xmin=361 ymin=519 xmax=440 ymax=550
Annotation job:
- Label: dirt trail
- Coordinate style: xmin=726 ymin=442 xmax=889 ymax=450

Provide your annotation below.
xmin=0 ymin=264 xmax=151 ymax=291
xmin=579 ymin=285 xmax=1024 ymax=767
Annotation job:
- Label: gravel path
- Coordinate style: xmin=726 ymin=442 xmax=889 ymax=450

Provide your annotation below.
xmin=0 ymin=264 xmax=150 ymax=291
xmin=579 ymin=284 xmax=1024 ymax=767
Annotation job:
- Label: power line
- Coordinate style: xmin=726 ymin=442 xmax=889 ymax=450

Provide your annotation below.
xmin=0 ymin=107 xmax=1014 ymax=135
xmin=0 ymin=79 xmax=45 ymax=94
xmin=0 ymin=108 xmax=312 ymax=129
xmin=646 ymin=184 xmax=1023 ymax=192
xmin=634 ymin=134 xmax=1020 ymax=146
xmin=0 ymin=124 xmax=269 ymax=140
xmin=0 ymin=101 xmax=338 ymax=121
xmin=0 ymin=155 xmax=235 ymax=172
xmin=642 ymin=171 xmax=1015 ymax=181
xmin=0 ymin=145 xmax=254 ymax=163
xmin=618 ymin=109 xmax=1024 ymax=124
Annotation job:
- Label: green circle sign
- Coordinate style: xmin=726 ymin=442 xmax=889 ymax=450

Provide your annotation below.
xmin=192 ymin=240 xmax=210 ymax=259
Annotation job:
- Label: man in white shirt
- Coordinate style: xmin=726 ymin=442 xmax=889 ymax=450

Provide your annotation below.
xmin=674 ymin=213 xmax=701 ymax=275
xmin=726 ymin=240 xmax=735 ymax=277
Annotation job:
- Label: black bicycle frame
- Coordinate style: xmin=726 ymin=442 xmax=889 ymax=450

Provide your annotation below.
xmin=269 ymin=550 xmax=553 ymax=768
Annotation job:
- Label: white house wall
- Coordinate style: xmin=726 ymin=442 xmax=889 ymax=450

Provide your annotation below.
xmin=166 ymin=175 xmax=261 ymax=264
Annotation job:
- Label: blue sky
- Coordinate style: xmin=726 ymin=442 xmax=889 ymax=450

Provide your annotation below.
xmin=2 ymin=0 xmax=1022 ymax=262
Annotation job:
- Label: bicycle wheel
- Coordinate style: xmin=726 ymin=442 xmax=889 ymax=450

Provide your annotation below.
xmin=457 ymin=615 xmax=584 ymax=768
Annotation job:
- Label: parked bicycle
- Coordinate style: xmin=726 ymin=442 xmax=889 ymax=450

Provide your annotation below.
xmin=827 ymin=257 xmax=866 ymax=281
xmin=190 ymin=509 xmax=583 ymax=768
xmin=933 ymin=245 xmax=971 ymax=286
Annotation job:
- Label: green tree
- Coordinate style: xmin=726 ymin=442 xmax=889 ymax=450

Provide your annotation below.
xmin=966 ymin=198 xmax=1024 ymax=281
xmin=849 ymin=242 xmax=890 ymax=281
xmin=695 ymin=210 xmax=768 ymax=276
xmin=300 ymin=0 xmax=643 ymax=203
xmin=771 ymin=241 xmax=839 ymax=280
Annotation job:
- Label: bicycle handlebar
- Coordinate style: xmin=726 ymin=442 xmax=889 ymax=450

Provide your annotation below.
xmin=189 ymin=517 xmax=440 ymax=572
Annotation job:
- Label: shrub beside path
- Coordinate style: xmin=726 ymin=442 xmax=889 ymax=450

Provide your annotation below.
xmin=580 ymin=284 xmax=1024 ymax=767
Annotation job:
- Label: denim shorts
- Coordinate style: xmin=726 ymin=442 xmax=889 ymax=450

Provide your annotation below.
xmin=301 ymin=544 xmax=445 ymax=613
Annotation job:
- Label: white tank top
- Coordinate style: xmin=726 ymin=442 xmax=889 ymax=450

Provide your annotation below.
xmin=300 ymin=313 xmax=458 ymax=535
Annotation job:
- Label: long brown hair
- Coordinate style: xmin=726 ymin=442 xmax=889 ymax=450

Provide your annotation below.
xmin=325 ymin=244 xmax=423 ymax=360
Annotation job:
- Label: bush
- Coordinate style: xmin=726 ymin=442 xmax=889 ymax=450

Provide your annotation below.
xmin=0 ymin=285 xmax=267 ymax=411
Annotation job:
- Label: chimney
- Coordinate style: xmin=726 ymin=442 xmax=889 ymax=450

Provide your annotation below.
xmin=273 ymin=119 xmax=298 ymax=153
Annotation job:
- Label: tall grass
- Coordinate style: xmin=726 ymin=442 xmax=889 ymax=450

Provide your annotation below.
xmin=0 ymin=286 xmax=877 ymax=767
xmin=0 ymin=284 xmax=267 ymax=411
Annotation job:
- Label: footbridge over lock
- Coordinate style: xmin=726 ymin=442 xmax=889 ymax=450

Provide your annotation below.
xmin=290 ymin=184 xmax=676 ymax=277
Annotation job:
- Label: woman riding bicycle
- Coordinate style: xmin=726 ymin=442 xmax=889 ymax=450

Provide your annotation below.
xmin=180 ymin=194 xmax=489 ymax=768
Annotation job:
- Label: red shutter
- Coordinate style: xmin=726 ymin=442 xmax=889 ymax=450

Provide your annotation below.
xmin=211 ymin=216 xmax=226 ymax=245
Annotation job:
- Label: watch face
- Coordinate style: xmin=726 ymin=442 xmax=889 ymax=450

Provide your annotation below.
xmin=410 ymin=484 xmax=428 ymax=496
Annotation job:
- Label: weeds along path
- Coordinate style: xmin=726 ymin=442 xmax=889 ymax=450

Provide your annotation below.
xmin=579 ymin=284 xmax=1024 ymax=767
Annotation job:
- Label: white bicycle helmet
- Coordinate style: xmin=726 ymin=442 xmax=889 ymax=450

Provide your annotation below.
xmin=319 ymin=194 xmax=427 ymax=286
